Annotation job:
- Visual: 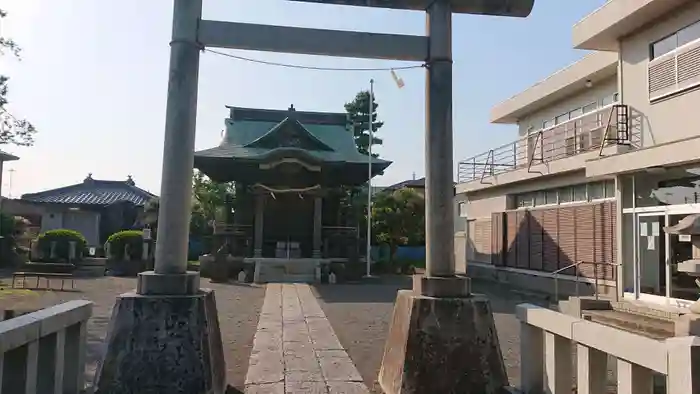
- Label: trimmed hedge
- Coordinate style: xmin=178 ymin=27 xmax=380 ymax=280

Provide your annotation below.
xmin=106 ymin=230 xmax=144 ymax=260
xmin=37 ymin=229 xmax=87 ymax=262
xmin=0 ymin=213 xmax=15 ymax=238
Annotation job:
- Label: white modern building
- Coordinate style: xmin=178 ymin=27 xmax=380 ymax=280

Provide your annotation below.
xmin=455 ymin=0 xmax=700 ymax=310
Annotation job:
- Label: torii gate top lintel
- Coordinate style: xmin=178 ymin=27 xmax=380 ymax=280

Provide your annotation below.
xmin=287 ymin=0 xmax=534 ymax=17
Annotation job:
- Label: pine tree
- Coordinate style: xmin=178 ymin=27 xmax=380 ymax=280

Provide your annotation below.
xmin=344 ymin=90 xmax=383 ymax=157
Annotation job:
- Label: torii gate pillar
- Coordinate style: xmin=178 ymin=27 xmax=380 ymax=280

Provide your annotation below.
xmin=378 ymin=2 xmax=532 ymax=392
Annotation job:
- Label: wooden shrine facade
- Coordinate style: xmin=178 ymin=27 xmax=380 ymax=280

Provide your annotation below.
xmin=194 ymin=105 xmax=391 ymax=261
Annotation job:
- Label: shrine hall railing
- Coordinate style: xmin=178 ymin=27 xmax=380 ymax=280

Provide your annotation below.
xmin=213 ymin=222 xmax=252 ymax=236
xmin=323 ymin=226 xmax=358 ymax=259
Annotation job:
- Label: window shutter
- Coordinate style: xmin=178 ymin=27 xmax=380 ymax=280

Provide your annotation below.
xmin=649 ymin=39 xmax=700 ymax=100
xmin=648 ymin=56 xmax=677 ymax=99
xmin=677 ymin=40 xmax=700 ymax=91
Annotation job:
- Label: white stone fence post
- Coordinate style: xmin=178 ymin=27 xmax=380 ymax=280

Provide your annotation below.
xmin=0 ymin=300 xmax=93 ymax=393
xmin=516 ymin=303 xmax=700 ymax=394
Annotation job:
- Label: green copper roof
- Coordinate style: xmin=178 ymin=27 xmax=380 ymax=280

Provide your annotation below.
xmin=194 ymin=106 xmax=391 ymax=167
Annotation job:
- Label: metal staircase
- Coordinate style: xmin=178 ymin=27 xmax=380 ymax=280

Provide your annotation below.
xmin=602 ymin=103 xmax=630 ymax=146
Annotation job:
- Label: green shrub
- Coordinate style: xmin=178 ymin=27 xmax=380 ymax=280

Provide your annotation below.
xmin=0 ymin=213 xmax=15 ymax=238
xmin=37 ymin=229 xmax=87 ymax=262
xmin=106 ymin=230 xmax=144 ymax=260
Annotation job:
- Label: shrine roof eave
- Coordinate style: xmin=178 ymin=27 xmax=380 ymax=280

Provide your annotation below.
xmin=194 ymin=156 xmax=391 ymax=186
xmin=193 ymin=145 xmax=390 ymax=166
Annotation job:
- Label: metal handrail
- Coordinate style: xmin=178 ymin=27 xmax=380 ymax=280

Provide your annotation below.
xmin=553 ymin=260 xmax=622 ymax=304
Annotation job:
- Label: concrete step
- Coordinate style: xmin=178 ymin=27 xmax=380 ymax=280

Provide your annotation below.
xmin=258 ymin=265 xmax=316 ymax=282
xmin=281 ymin=274 xmax=316 ymax=283
xmin=582 ymin=310 xmax=675 ymax=340
xmin=259 ymin=274 xmax=316 ymax=283
xmin=610 ymin=301 xmax=681 ymax=321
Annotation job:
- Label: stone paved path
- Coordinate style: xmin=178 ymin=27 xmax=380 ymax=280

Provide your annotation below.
xmin=245 ymin=283 xmax=369 ymax=394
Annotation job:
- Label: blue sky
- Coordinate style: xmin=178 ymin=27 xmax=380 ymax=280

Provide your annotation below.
xmin=0 ymin=0 xmax=606 ymax=197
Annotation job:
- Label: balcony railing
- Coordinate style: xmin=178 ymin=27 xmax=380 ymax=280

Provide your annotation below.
xmin=213 ymin=222 xmax=252 ymax=236
xmin=517 ymin=303 xmax=698 ymax=393
xmin=0 ymin=300 xmax=92 ymax=393
xmin=322 ymin=226 xmax=358 ymax=259
xmin=458 ymin=104 xmax=630 ymax=183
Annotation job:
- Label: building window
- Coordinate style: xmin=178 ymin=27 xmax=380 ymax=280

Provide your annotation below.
xmin=604 ymin=180 xmax=615 ymax=198
xmin=517 ymin=194 xmax=533 ymax=208
xmin=679 ymin=20 xmax=700 ymax=48
xmin=651 ymin=20 xmax=700 ymax=59
xmin=583 ymin=103 xmax=598 ymax=114
xmin=533 ymin=191 xmax=546 ymax=206
xmin=601 ymin=93 xmax=619 ymax=107
xmin=569 ymin=107 xmax=583 ymax=119
xmin=649 ymin=20 xmax=700 ymax=101
xmin=555 ymin=114 xmax=569 ymax=125
xmin=573 ymin=184 xmax=588 ymax=202
xmin=588 ymin=182 xmax=605 ymax=200
xmin=458 ymin=202 xmax=467 ymax=217
xmin=514 ymin=180 xmax=616 ymax=209
xmin=558 ymin=187 xmax=573 ymax=203
xmin=651 ymin=34 xmax=678 ymax=59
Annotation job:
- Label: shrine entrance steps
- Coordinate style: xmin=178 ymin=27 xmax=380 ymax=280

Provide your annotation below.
xmin=248 ymin=258 xmax=328 ymax=283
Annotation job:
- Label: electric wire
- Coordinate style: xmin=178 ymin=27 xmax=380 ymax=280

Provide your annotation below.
xmin=204 ymin=48 xmax=427 ymax=72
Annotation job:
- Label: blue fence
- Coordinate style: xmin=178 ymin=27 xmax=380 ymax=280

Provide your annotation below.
xmin=395 ymin=246 xmax=426 ymax=261
xmin=371 ymin=245 xmax=425 ymax=261
xmin=186 ymin=239 xmax=425 ymax=262
xmin=188 ymin=238 xmax=204 ymax=260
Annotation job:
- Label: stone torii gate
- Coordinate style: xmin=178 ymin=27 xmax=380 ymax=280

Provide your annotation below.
xmin=94 ymin=1 xmax=534 ymax=393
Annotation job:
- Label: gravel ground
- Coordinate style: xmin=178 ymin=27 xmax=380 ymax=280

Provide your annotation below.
xmin=312 ymin=276 xmax=550 ymax=393
xmin=0 ymin=274 xmax=265 ymax=392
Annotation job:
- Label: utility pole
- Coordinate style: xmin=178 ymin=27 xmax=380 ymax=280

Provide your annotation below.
xmin=365 ymin=78 xmax=375 ymax=278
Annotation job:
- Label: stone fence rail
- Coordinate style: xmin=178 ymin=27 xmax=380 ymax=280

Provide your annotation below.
xmin=0 ymin=300 xmax=93 ymax=393
xmin=516 ymin=303 xmax=698 ymax=393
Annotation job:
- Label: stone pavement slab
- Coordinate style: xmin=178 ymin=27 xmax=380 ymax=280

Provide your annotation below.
xmin=245 ymin=283 xmax=369 ymax=394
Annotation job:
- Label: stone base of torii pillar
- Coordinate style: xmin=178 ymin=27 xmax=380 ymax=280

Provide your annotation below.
xmin=92 ymin=271 xmax=226 ymax=394
xmin=378 ymin=275 xmax=510 ymax=394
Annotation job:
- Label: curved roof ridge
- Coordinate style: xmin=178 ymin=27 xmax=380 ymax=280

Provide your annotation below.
xmin=243 ymin=117 xmax=335 ymax=151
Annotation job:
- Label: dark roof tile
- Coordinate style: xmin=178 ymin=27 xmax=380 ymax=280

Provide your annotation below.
xmin=21 ymin=178 xmax=156 ymax=206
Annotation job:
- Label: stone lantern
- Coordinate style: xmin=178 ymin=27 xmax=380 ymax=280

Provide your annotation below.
xmin=665 ymin=214 xmax=700 ymax=313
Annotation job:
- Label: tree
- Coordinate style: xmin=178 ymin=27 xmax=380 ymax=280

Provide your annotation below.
xmin=0 ymin=9 xmax=36 ymax=146
xmin=191 ymin=170 xmax=235 ymax=225
xmin=344 ymin=90 xmax=383 ymax=156
xmin=137 ymin=171 xmax=236 ymax=238
xmin=371 ymin=188 xmax=425 ymax=262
